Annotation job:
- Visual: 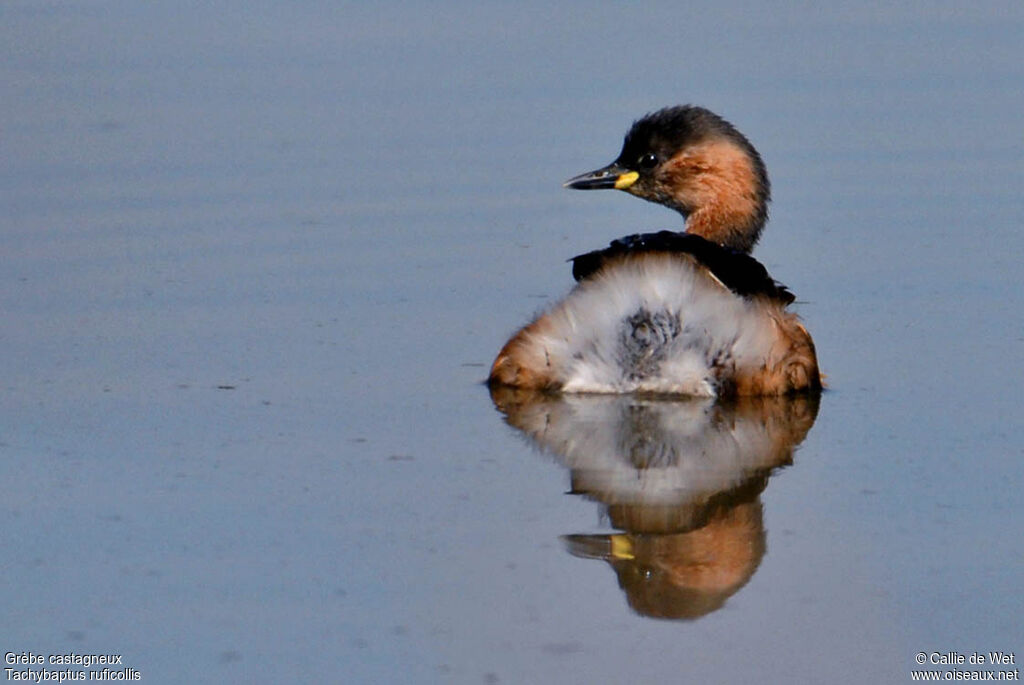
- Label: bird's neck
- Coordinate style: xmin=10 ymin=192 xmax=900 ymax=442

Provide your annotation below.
xmin=684 ymin=205 xmax=765 ymax=253
xmin=664 ymin=138 xmax=768 ymax=253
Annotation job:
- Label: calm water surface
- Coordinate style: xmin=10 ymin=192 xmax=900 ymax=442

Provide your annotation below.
xmin=2 ymin=3 xmax=1022 ymax=683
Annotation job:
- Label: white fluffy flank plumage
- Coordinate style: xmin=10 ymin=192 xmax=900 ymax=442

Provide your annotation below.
xmin=515 ymin=254 xmax=780 ymax=395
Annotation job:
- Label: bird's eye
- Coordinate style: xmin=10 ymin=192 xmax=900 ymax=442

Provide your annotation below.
xmin=638 ymin=152 xmax=658 ymax=170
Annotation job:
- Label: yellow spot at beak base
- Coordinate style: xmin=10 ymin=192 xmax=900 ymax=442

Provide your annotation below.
xmin=614 ymin=171 xmax=639 ymax=190
xmin=610 ymin=535 xmax=635 ymax=560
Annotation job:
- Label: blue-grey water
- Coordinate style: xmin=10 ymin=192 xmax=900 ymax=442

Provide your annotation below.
xmin=2 ymin=2 xmax=1022 ymax=683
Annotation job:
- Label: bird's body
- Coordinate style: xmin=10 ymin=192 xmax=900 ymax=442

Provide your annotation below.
xmin=489 ymin=105 xmax=820 ymax=397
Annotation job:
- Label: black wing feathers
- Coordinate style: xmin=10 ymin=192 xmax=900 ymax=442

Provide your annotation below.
xmin=570 ymin=231 xmax=795 ymax=304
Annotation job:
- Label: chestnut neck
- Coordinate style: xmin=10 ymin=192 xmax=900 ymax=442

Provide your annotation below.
xmin=662 ymin=137 xmax=769 ymax=253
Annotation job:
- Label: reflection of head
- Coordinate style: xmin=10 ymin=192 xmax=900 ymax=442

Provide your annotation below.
xmin=612 ymin=500 xmax=765 ymax=620
xmin=566 ymin=482 xmax=767 ymax=620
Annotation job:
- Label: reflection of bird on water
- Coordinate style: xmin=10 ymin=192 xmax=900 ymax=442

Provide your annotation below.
xmin=490 ymin=386 xmax=819 ymax=620
xmin=490 ymin=105 xmax=821 ymax=396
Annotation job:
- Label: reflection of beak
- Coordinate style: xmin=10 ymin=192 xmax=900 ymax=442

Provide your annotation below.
xmin=564 ymin=163 xmax=639 ymax=191
xmin=562 ymin=534 xmax=635 ymax=561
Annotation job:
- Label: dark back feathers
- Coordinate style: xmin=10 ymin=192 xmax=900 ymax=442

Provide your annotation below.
xmin=570 ymin=231 xmax=795 ymax=304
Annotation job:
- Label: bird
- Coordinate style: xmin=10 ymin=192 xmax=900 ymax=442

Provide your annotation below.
xmin=488 ymin=105 xmax=821 ymax=397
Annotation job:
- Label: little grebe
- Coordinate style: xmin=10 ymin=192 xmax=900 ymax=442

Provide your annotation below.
xmin=489 ymin=105 xmax=821 ymax=396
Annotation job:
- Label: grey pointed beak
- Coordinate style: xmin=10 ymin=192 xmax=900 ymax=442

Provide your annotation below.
xmin=564 ymin=163 xmax=639 ymax=190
